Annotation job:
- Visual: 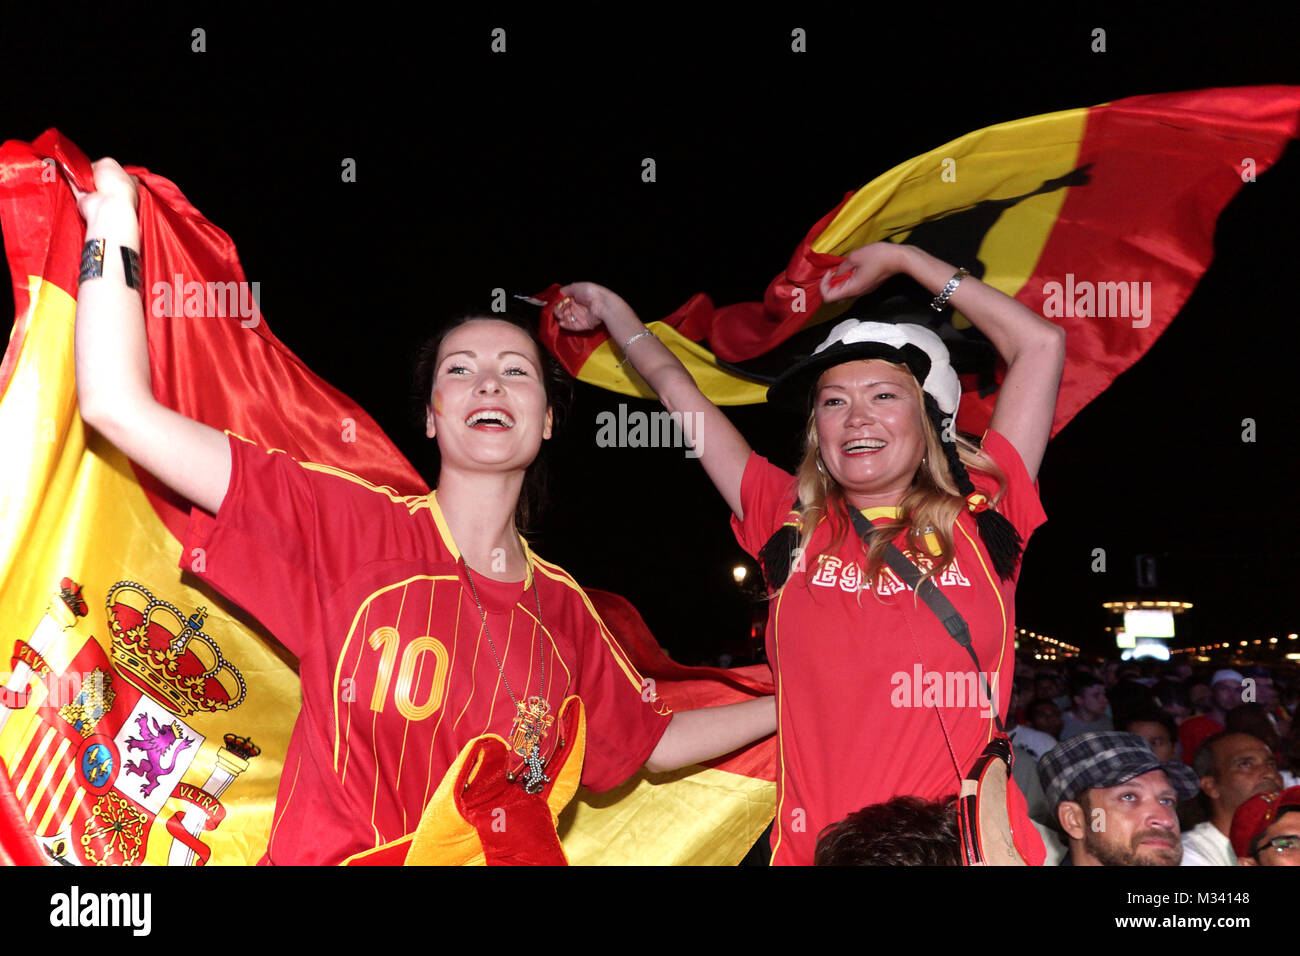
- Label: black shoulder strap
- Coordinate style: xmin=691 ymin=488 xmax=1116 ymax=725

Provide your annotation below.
xmin=848 ymin=508 xmax=1004 ymax=733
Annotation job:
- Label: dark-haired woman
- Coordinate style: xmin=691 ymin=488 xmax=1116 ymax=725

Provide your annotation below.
xmin=559 ymin=240 xmax=1065 ymax=864
xmin=72 ymin=158 xmax=775 ymax=864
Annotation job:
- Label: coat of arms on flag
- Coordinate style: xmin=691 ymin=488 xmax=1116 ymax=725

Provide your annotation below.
xmin=2 ymin=575 xmax=265 ymax=866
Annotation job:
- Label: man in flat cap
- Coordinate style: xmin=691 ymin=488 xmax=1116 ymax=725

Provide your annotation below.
xmin=1038 ymin=731 xmax=1200 ymax=866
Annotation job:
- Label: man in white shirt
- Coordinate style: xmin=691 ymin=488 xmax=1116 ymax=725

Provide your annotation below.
xmin=1011 ymin=698 xmax=1062 ymax=758
xmin=1010 ymin=698 xmax=1064 ymax=824
xmin=1181 ymin=731 xmax=1283 ymax=866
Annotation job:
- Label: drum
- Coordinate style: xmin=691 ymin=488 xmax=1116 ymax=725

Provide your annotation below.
xmin=958 ymin=736 xmax=1027 ymax=866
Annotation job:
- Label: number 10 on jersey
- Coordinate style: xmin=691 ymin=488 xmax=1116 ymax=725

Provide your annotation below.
xmin=366 ymin=627 xmax=450 ymax=720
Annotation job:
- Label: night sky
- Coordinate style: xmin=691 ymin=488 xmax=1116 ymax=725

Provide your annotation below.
xmin=4 ymin=10 xmax=1298 ymax=664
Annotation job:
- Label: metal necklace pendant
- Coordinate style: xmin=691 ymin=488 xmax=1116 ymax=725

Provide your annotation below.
xmin=510 ymin=696 xmax=554 ymax=760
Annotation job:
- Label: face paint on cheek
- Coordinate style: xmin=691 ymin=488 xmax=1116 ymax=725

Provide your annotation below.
xmin=432 ymin=390 xmax=444 ymax=418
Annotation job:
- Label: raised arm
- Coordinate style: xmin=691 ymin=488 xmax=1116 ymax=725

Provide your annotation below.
xmin=557 ymin=283 xmax=754 ymax=518
xmin=822 ymin=243 xmax=1065 ymax=481
xmin=73 ymin=158 xmax=231 ymax=514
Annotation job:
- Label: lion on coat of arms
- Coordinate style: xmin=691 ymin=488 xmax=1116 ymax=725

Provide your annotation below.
xmin=123 ymin=713 xmax=194 ymax=797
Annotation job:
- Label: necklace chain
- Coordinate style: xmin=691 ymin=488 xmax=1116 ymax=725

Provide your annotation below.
xmin=462 ymin=557 xmax=551 ymax=793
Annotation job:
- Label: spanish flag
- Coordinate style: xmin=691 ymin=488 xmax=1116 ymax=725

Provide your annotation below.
xmin=0 ymin=131 xmax=774 ymax=865
xmin=539 ymin=86 xmax=1300 ymax=436
xmin=559 ymin=591 xmax=774 ymax=865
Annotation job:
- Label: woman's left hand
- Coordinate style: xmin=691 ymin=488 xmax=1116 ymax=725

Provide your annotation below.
xmin=819 ymin=242 xmax=907 ymax=302
xmin=555 ymin=281 xmax=637 ymax=333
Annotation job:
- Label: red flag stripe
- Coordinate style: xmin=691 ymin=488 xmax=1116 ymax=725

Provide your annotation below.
xmin=959 ymin=86 xmax=1300 ymax=436
xmin=27 ymin=748 xmax=76 ymax=835
xmin=9 ymin=725 xmax=55 ymax=800
xmin=18 ymin=733 xmax=71 ymax=816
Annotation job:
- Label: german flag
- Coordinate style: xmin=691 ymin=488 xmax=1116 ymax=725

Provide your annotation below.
xmin=539 ymin=86 xmax=1300 ymax=436
xmin=0 ymin=131 xmax=774 ymax=865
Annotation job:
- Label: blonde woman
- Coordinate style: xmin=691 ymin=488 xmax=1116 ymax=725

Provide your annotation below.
xmin=559 ymin=242 xmax=1065 ymax=865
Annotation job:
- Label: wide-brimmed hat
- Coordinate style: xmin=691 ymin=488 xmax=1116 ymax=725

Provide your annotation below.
xmin=766 ymin=319 xmax=961 ymax=416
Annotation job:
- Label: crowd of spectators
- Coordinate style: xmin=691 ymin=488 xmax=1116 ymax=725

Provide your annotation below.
xmin=814 ymin=655 xmax=1299 ymax=866
xmin=1006 ymin=656 xmax=1297 ymax=865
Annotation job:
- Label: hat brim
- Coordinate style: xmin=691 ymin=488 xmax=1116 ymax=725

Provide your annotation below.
xmin=766 ymin=340 xmax=931 ymax=409
xmin=1112 ymin=759 xmax=1202 ymax=803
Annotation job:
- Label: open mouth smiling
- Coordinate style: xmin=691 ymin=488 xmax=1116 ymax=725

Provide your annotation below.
xmin=466 ymin=407 xmax=516 ymax=430
xmin=842 ymin=438 xmax=887 ymax=455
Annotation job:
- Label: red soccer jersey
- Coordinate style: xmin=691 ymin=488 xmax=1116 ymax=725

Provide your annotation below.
xmin=181 ymin=433 xmax=671 ymax=864
xmin=731 ymin=429 xmax=1047 ymax=866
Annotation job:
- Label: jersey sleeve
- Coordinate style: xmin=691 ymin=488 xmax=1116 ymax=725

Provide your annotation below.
xmin=571 ymin=598 xmax=673 ymax=793
xmin=179 ymin=433 xmax=393 ymax=660
xmin=728 ymin=451 xmax=799 ymax=559
xmin=975 ymin=429 xmax=1048 ymax=543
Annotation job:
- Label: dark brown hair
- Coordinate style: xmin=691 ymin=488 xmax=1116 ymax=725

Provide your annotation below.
xmin=1120 ymin=707 xmax=1178 ymax=746
xmin=411 ymin=313 xmax=572 ymax=532
xmin=813 ymin=794 xmax=961 ymax=866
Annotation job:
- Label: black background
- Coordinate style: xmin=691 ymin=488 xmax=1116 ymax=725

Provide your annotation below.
xmin=4 ymin=7 xmax=1298 ymax=668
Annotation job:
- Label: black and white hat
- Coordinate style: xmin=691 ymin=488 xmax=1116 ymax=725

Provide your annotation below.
xmin=759 ymin=316 xmax=1024 ymax=583
xmin=766 ymin=319 xmax=962 ymax=416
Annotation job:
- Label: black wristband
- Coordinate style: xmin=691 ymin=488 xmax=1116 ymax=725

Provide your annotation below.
xmin=120 ymin=246 xmax=142 ymax=291
xmin=79 ymin=239 xmax=105 ymax=283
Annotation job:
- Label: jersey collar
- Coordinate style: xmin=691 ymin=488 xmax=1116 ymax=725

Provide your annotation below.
xmin=860 ymin=505 xmax=902 ymax=521
xmin=428 ymin=490 xmax=535 ymax=589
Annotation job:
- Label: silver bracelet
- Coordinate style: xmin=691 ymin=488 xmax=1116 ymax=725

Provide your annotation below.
xmin=930 ymin=267 xmax=970 ymax=312
xmin=79 ymin=239 xmax=143 ymax=293
xmin=620 ymin=328 xmax=656 ymax=362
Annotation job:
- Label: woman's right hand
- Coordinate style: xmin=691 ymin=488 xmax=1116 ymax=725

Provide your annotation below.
xmin=70 ymin=157 xmax=139 ymax=223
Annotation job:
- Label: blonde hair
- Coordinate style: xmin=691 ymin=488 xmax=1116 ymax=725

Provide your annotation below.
xmin=786 ymin=363 xmax=1006 ymax=594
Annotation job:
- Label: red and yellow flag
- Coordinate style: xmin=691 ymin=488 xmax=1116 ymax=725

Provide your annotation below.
xmin=559 ymin=591 xmax=774 ymax=865
xmin=540 ymin=86 xmax=1300 ymax=436
xmin=0 ymin=131 xmax=774 ymax=865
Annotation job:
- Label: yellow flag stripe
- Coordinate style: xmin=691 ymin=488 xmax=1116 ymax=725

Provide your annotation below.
xmin=814 ymin=107 xmax=1090 ymax=256
xmin=578 ymin=322 xmax=770 ymax=406
xmin=558 ymin=764 xmax=775 ymax=865
xmin=37 ymin=761 xmax=78 ymax=835
xmin=574 ymin=109 xmax=1089 ymax=406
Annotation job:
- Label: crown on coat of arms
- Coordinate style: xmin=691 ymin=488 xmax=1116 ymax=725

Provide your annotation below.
xmin=223 ymin=733 xmax=261 ymax=760
xmin=106 ymin=581 xmax=246 ymax=717
xmin=58 ymin=577 xmax=89 ymax=618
